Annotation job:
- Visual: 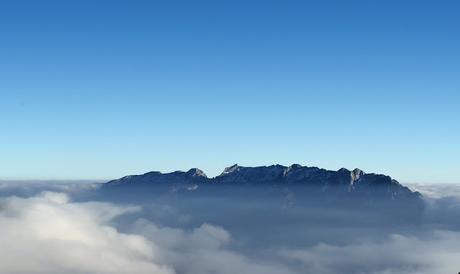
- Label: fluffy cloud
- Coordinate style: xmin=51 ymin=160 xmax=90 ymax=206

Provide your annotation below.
xmin=0 ymin=192 xmax=173 ymax=274
xmin=0 ymin=191 xmax=292 ymax=274
xmin=2 ymin=185 xmax=460 ymax=274
xmin=409 ymin=183 xmax=460 ymax=200
xmin=279 ymin=231 xmax=460 ymax=274
xmin=130 ymin=219 xmax=294 ymax=274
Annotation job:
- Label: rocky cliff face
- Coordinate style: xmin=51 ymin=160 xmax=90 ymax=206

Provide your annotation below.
xmin=105 ymin=164 xmax=421 ymax=204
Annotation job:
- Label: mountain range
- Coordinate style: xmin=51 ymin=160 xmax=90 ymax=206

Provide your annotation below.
xmin=105 ymin=164 xmax=422 ymax=205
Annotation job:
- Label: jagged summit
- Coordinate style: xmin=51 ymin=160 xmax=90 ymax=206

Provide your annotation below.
xmin=351 ymin=168 xmax=364 ymax=182
xmin=186 ymin=168 xmax=208 ymax=178
xmin=103 ymin=164 xmax=423 ymax=208
xmin=106 ymin=164 xmax=396 ymax=186
xmin=109 ymin=165 xmax=370 ymax=184
xmin=220 ymin=164 xmax=241 ymax=175
xmin=215 ymin=164 xmax=369 ymax=185
xmin=107 ymin=164 xmax=415 ymax=193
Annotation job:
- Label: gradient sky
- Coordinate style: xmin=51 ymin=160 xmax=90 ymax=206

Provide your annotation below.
xmin=0 ymin=0 xmax=459 ymax=183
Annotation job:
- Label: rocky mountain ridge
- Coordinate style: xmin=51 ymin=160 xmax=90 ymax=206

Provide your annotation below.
xmin=105 ymin=164 xmax=421 ymax=203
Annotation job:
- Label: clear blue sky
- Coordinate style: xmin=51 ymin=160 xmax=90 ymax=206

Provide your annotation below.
xmin=0 ymin=0 xmax=459 ymax=183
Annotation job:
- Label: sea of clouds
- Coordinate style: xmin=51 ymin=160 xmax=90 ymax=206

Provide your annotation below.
xmin=0 ymin=181 xmax=459 ymax=274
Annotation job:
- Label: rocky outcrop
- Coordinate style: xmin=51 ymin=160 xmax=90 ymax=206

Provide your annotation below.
xmin=105 ymin=164 xmax=421 ymax=204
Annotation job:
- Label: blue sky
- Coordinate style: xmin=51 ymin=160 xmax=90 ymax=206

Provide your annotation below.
xmin=0 ymin=0 xmax=459 ymax=182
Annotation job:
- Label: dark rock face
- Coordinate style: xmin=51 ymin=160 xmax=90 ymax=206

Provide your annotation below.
xmin=104 ymin=164 xmax=422 ymax=206
xmin=107 ymin=168 xmax=209 ymax=186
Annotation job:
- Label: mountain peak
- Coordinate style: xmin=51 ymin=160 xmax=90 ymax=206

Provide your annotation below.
xmin=352 ymin=168 xmax=364 ymax=178
xmin=186 ymin=168 xmax=208 ymax=178
xmin=221 ymin=164 xmax=241 ymax=175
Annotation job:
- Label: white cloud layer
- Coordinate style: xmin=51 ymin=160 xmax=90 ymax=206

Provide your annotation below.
xmin=0 ymin=192 xmax=292 ymax=274
xmin=1 ymin=186 xmax=460 ymax=274
xmin=279 ymin=231 xmax=460 ymax=274
xmin=0 ymin=192 xmax=172 ymax=274
xmin=409 ymin=183 xmax=460 ymax=199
